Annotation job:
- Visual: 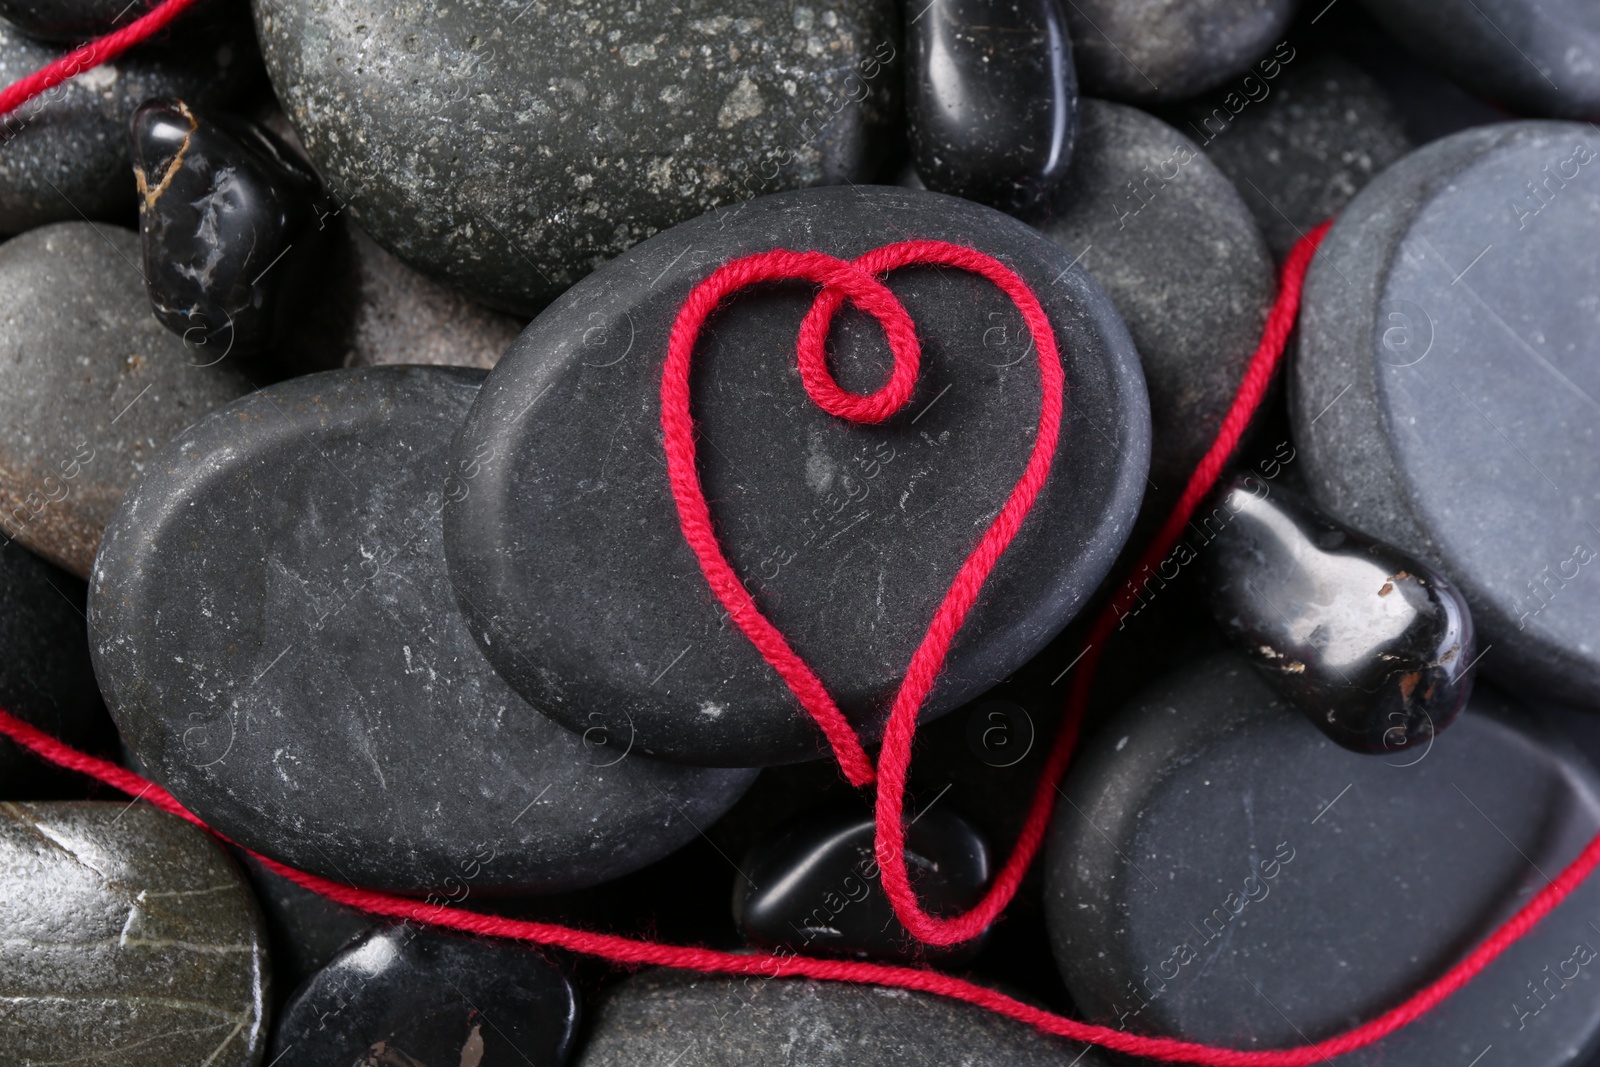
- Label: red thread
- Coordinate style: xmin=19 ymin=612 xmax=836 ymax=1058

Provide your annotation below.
xmin=6 ymin=221 xmax=1591 ymax=1065
xmin=0 ymin=0 xmax=208 ymax=121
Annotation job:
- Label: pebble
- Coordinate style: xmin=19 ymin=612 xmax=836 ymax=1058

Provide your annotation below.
xmin=0 ymin=543 xmax=115 ymax=797
xmin=0 ymin=0 xmax=141 ymax=41
xmin=131 ymin=98 xmax=328 ymax=359
xmin=252 ymin=0 xmax=903 ymax=313
xmin=733 ymin=803 xmax=991 ymax=962
xmin=1030 ymin=99 xmax=1274 ymax=511
xmin=0 ymin=11 xmax=252 ymax=233
xmin=236 ymin=850 xmax=378 ymax=997
xmin=907 ymin=0 xmax=1079 ymax=215
xmin=1204 ymin=473 xmax=1475 ymax=752
xmin=1294 ymin=122 xmax=1600 ymax=710
xmin=1063 ymin=0 xmax=1296 ymax=102
xmin=1360 ymin=0 xmax=1600 ymax=120
xmin=1044 ymin=653 xmax=1600 ymax=1065
xmin=0 ymin=222 xmax=255 ymax=578
xmin=89 ymin=366 xmax=758 ymax=892
xmin=1174 ymin=51 xmax=1412 ymax=260
xmin=270 ymin=926 xmax=578 ymax=1067
xmin=444 ymin=185 xmax=1151 ymax=768
xmin=0 ymin=800 xmax=269 ymax=1066
xmin=574 ymin=970 xmax=1104 ymax=1066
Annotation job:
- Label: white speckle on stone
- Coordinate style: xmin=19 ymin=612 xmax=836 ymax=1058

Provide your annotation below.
xmin=717 ymin=74 xmax=765 ymax=129
xmin=79 ymin=64 xmax=118 ymax=91
xmin=620 ymin=42 xmax=657 ymax=66
xmin=699 ymin=702 xmax=726 ymax=718
xmin=1116 ymin=735 xmax=1129 ymax=751
xmin=805 ymin=433 xmax=836 ymax=493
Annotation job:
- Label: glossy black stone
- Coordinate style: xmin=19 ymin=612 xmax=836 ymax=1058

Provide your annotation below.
xmin=1204 ymin=474 xmax=1474 ymax=753
xmin=270 ymin=926 xmax=578 ymax=1067
xmin=907 ymin=0 xmax=1078 ymax=215
xmin=733 ymin=804 xmax=991 ymax=963
xmin=131 ymin=99 xmax=326 ymax=361
xmin=0 ymin=0 xmax=145 ymax=41
xmin=444 ymin=186 xmax=1151 ymax=767
xmin=236 ymin=851 xmax=377 ymax=998
xmin=89 ymin=367 xmax=758 ymax=893
xmin=0 ymin=543 xmax=116 ymax=797
xmin=1045 ymin=654 xmax=1600 ymax=1066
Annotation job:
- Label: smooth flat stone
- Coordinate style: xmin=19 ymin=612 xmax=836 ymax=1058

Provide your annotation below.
xmin=733 ymin=803 xmax=991 ymax=962
xmin=0 ymin=0 xmax=140 ymax=41
xmin=0 ymin=801 xmax=269 ymax=1066
xmin=236 ymin=851 xmax=377 ymax=998
xmin=1045 ymin=653 xmax=1600 ymax=1065
xmin=1205 ymin=474 xmax=1474 ymax=752
xmin=0 ymin=13 xmax=252 ymax=232
xmin=1030 ymin=99 xmax=1274 ymax=511
xmin=132 ymin=99 xmax=328 ymax=359
xmin=574 ymin=970 xmax=1105 ymax=1066
xmin=1063 ymin=0 xmax=1296 ymax=102
xmin=908 ymin=0 xmax=1078 ymax=215
xmin=1175 ymin=52 xmax=1412 ymax=260
xmin=0 ymin=223 xmax=256 ymax=578
xmin=1294 ymin=122 xmax=1600 ymax=708
xmin=0 ymin=543 xmax=115 ymax=797
xmin=253 ymin=0 xmax=901 ymax=313
xmin=445 ymin=185 xmax=1151 ymax=767
xmin=1359 ymin=0 xmax=1600 ymax=120
xmin=89 ymin=367 xmax=757 ymax=892
xmin=270 ymin=926 xmax=578 ymax=1067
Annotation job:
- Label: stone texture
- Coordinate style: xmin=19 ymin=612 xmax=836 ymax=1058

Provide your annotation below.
xmin=574 ymin=970 xmax=1105 ymax=1066
xmin=0 ymin=0 xmax=144 ymax=41
xmin=89 ymin=367 xmax=758 ymax=893
xmin=0 ymin=543 xmax=116 ymax=797
xmin=0 ymin=11 xmax=253 ymax=233
xmin=444 ymin=185 xmax=1151 ymax=767
xmin=0 ymin=800 xmax=269 ymax=1066
xmin=252 ymin=0 xmax=903 ymax=313
xmin=1063 ymin=0 xmax=1296 ymax=103
xmin=1029 ymin=99 xmax=1274 ymax=512
xmin=1293 ymin=122 xmax=1600 ymax=709
xmin=0 ymin=223 xmax=256 ymax=578
xmin=1045 ymin=654 xmax=1600 ymax=1065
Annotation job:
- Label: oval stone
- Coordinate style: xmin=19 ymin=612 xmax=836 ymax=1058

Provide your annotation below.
xmin=444 ymin=186 xmax=1151 ymax=767
xmin=0 ymin=223 xmax=256 ymax=578
xmin=1294 ymin=122 xmax=1600 ymax=709
xmin=0 ymin=801 xmax=269 ymax=1066
xmin=1045 ymin=653 xmax=1600 ymax=1065
xmin=89 ymin=367 xmax=758 ymax=892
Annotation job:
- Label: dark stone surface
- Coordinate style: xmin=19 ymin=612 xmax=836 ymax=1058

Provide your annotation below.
xmin=1174 ymin=51 xmax=1412 ymax=260
xmin=733 ymin=802 xmax=991 ymax=962
xmin=1063 ymin=0 xmax=1296 ymax=103
xmin=252 ymin=0 xmax=903 ymax=313
xmin=270 ymin=926 xmax=578 ymax=1067
xmin=0 ymin=223 xmax=256 ymax=578
xmin=445 ymin=185 xmax=1151 ymax=767
xmin=1359 ymin=0 xmax=1600 ymax=120
xmin=1029 ymin=99 xmax=1274 ymax=513
xmin=0 ymin=801 xmax=269 ymax=1066
xmin=0 ymin=0 xmax=147 ymax=41
xmin=131 ymin=99 xmax=328 ymax=360
xmin=1205 ymin=474 xmax=1475 ymax=753
xmin=236 ymin=850 xmax=377 ymax=999
xmin=1293 ymin=122 xmax=1600 ymax=709
xmin=573 ymin=969 xmax=1105 ymax=1066
xmin=89 ymin=367 xmax=758 ymax=893
xmin=1045 ymin=653 xmax=1600 ymax=1065
xmin=907 ymin=0 xmax=1078 ymax=215
xmin=0 ymin=542 xmax=116 ymax=797
xmin=0 ymin=10 xmax=253 ymax=232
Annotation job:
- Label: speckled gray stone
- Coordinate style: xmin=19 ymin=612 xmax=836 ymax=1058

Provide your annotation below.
xmin=1294 ymin=122 xmax=1600 ymax=709
xmin=252 ymin=0 xmax=902 ymax=313
xmin=1178 ymin=53 xmax=1412 ymax=260
xmin=573 ymin=970 xmax=1106 ymax=1066
xmin=0 ymin=801 xmax=269 ymax=1066
xmin=1063 ymin=0 xmax=1296 ymax=103
xmin=0 ymin=223 xmax=255 ymax=578
xmin=444 ymin=185 xmax=1151 ymax=768
xmin=1045 ymin=654 xmax=1600 ymax=1066
xmin=0 ymin=13 xmax=251 ymax=232
xmin=1030 ymin=99 xmax=1274 ymax=511
xmin=1359 ymin=0 xmax=1600 ymax=120
xmin=89 ymin=367 xmax=758 ymax=893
